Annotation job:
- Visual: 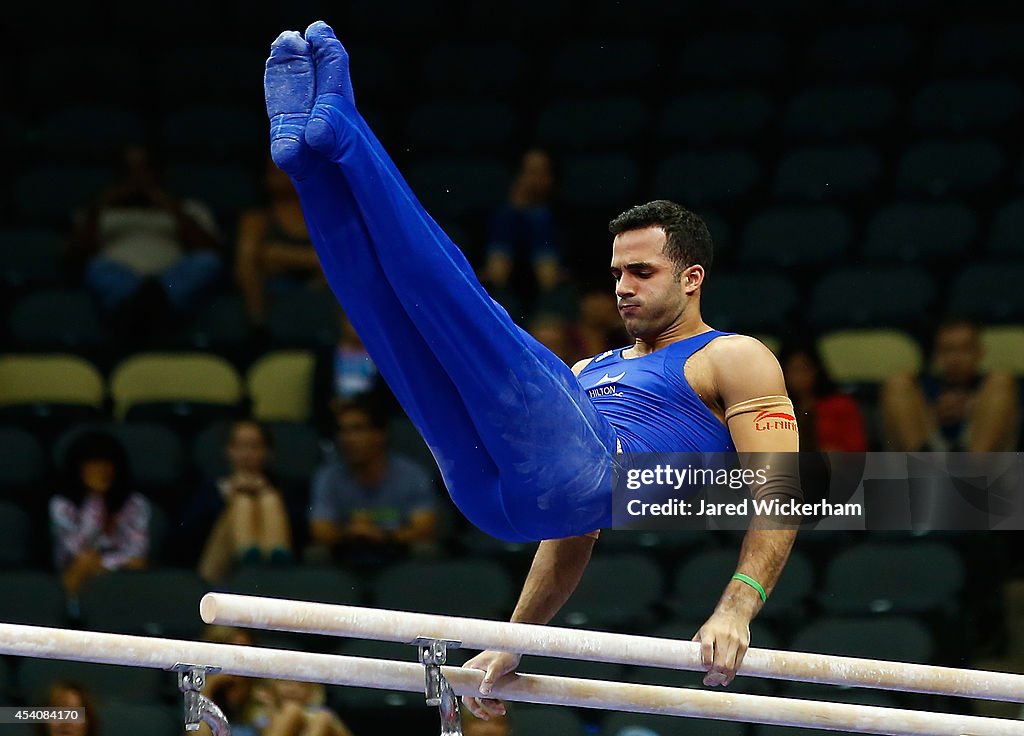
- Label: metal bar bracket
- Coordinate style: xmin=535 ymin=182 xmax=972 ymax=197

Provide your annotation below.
xmin=413 ymin=637 xmax=463 ymax=736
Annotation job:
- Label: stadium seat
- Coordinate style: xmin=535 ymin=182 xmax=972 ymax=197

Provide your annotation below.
xmin=510 ymin=706 xmax=587 ymax=736
xmin=818 ymin=330 xmax=923 ymax=384
xmin=407 ymin=100 xmax=519 ymax=154
xmin=894 ymin=140 xmax=1005 ymax=197
xmin=805 ymin=25 xmax=918 ymax=78
xmin=40 ymin=105 xmax=145 ymax=161
xmin=185 ymin=293 xmax=252 ymax=350
xmin=7 ymin=289 xmax=109 ymax=348
xmin=670 ymin=548 xmax=813 ymax=622
xmin=552 ymin=553 xmax=663 ymax=628
xmin=266 ymin=288 xmax=340 ymax=348
xmin=0 ymin=428 xmax=45 ymax=497
xmin=20 ymin=44 xmax=144 ymax=109
xmin=418 ymin=43 xmax=527 ymax=96
xmin=109 ymin=352 xmax=244 ymax=423
xmin=0 ymin=354 xmax=105 ymax=421
xmin=0 ymin=228 xmax=63 ymax=288
xmin=738 ymin=206 xmax=852 ymax=269
xmin=79 ymin=569 xmax=210 ymax=637
xmin=405 ymin=157 xmax=511 ymax=218
xmin=388 ymin=417 xmax=439 ymax=476
xmin=807 ymin=267 xmax=935 ymax=330
xmin=981 ymin=326 xmax=1024 ymax=376
xmin=226 ymin=565 xmax=362 ymax=605
xmin=329 ymin=640 xmax=423 ymax=710
xmin=164 ymin=162 xmax=259 ymax=214
xmin=535 ymin=97 xmax=650 ymax=150
xmin=0 ymin=503 xmax=32 ymax=568
xmin=265 ymin=421 xmax=324 ymax=490
xmin=659 ymin=90 xmax=775 ymax=144
xmin=14 ymin=166 xmax=112 ymax=222
xmin=651 ymin=619 xmax=780 ymax=652
xmin=773 ymin=145 xmax=883 ymax=201
xmin=701 ymin=273 xmax=799 ymax=333
xmin=933 ymin=23 xmax=1024 ymax=73
xmin=524 ymin=655 xmax=628 ymax=685
xmin=603 ymin=711 xmax=746 ymax=736
xmin=654 ymin=150 xmax=761 ymax=206
xmin=373 ymin=559 xmax=514 ymax=619
xmin=546 ymin=39 xmax=659 ymax=91
xmin=53 ymin=422 xmax=185 ymax=493
xmin=247 ymin=351 xmax=316 ymax=423
xmin=676 ymin=31 xmax=787 ymax=82
xmin=789 ymin=616 xmax=934 ymax=664
xmin=948 ymin=262 xmax=1024 ymax=322
xmin=157 ymin=46 xmax=265 ymax=104
xmin=988 ymin=199 xmax=1024 ymax=257
xmin=911 ymin=78 xmax=1022 ymax=134
xmin=98 ymin=703 xmax=181 ymax=736
xmin=819 ymin=541 xmax=964 ymax=614
xmin=560 ymin=153 xmax=640 ymax=209
xmin=860 ymin=202 xmax=977 ymax=263
xmin=18 ymin=659 xmax=162 ymax=705
xmin=782 ymin=85 xmax=896 ymax=139
xmin=0 ymin=571 xmax=66 ymax=627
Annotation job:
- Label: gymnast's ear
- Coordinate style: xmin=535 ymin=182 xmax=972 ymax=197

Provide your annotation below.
xmin=681 ymin=264 xmax=705 ymax=293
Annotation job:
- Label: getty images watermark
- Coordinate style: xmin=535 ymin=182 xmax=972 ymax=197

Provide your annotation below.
xmin=611 ymin=452 xmax=1024 ymax=531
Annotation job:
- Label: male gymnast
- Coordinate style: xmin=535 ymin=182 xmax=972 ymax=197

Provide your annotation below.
xmin=263 ymin=22 xmax=801 ymax=714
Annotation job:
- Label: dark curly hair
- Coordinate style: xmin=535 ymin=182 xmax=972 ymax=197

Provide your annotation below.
xmin=60 ymin=430 xmax=134 ymax=514
xmin=608 ymin=199 xmax=714 ymax=278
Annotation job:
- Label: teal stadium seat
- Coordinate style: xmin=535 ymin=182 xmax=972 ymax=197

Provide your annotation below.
xmin=895 ymin=140 xmax=1005 ymax=197
xmin=266 ymin=288 xmax=342 ymax=348
xmin=808 ymin=267 xmax=935 ymax=330
xmin=0 ymin=503 xmax=33 ymax=568
xmin=185 ymin=293 xmax=253 ymax=350
xmin=783 ymin=85 xmax=896 ymax=140
xmin=654 ymin=150 xmax=761 ymax=207
xmin=676 ymin=31 xmax=787 ymax=82
xmin=157 ymin=46 xmax=265 ymax=105
xmin=40 ymin=105 xmax=145 ymax=162
xmin=552 ymin=553 xmax=663 ymax=629
xmin=789 ymin=616 xmax=934 ymax=664
xmin=603 ymin=710 xmax=747 ymax=736
xmin=560 ymin=153 xmax=640 ymax=209
xmin=773 ymin=145 xmax=882 ymax=201
xmin=78 ymin=569 xmax=210 ymax=637
xmin=407 ymin=101 xmax=519 ymax=154
xmin=226 ymin=566 xmax=362 ymax=606
xmin=933 ymin=22 xmax=1024 ymax=73
xmin=738 ymin=206 xmax=852 ymax=269
xmin=98 ymin=703 xmax=181 ymax=736
xmin=701 ymin=273 xmax=798 ymax=333
xmin=329 ymin=639 xmax=424 ymax=710
xmin=546 ymin=40 xmax=658 ymax=91
xmin=373 ymin=559 xmax=513 ymax=619
xmin=54 ymin=422 xmax=185 ymax=493
xmin=0 ymin=228 xmax=63 ymax=288
xmin=406 ymin=157 xmax=511 ymax=219
xmin=14 ymin=166 xmax=113 ymax=223
xmin=819 ymin=541 xmax=964 ymax=615
xmin=911 ymin=79 xmax=1022 ymax=134
xmin=8 ymin=289 xmax=109 ymax=348
xmin=509 ymin=706 xmax=587 ymax=736
xmin=0 ymin=571 xmax=66 ymax=627
xmin=660 ymin=91 xmax=775 ymax=144
xmin=21 ymin=45 xmax=144 ymax=108
xmin=0 ymin=427 xmax=45 ymax=497
xmin=418 ymin=43 xmax=527 ymax=96
xmin=535 ymin=97 xmax=650 ymax=150
xmin=17 ymin=659 xmax=162 ymax=705
xmin=989 ymin=199 xmax=1024 ymax=257
xmin=861 ymin=202 xmax=977 ymax=264
xmin=805 ymin=26 xmax=918 ymax=78
xmin=164 ymin=162 xmax=259 ymax=214
xmin=949 ymin=262 xmax=1024 ymax=322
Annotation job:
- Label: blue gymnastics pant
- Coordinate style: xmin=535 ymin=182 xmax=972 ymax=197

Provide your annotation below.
xmin=267 ymin=26 xmax=616 ymax=541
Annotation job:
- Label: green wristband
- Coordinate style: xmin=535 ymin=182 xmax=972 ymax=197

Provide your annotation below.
xmin=732 ymin=573 xmax=767 ymax=602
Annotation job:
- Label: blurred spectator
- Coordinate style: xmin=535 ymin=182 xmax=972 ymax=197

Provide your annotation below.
xmin=780 ymin=338 xmax=869 ymax=452
xmin=236 ymin=157 xmax=324 ymax=324
xmin=483 ymin=149 xmax=562 ymax=306
xmin=462 ymin=709 xmax=510 ymax=736
xmin=881 ymin=318 xmax=1019 ymax=452
xmin=199 ymin=626 xmax=263 ymax=736
xmin=312 ymin=308 xmax=390 ymax=435
xmin=528 ymin=313 xmax=576 ymax=365
xmin=69 ymin=144 xmax=223 ymax=343
xmin=252 ymin=679 xmax=353 ymax=736
xmin=36 ymin=681 xmax=99 ymax=736
xmin=308 ymin=395 xmax=437 ymax=565
xmin=577 ymin=287 xmax=628 ymax=356
xmin=186 ymin=420 xmax=294 ymax=584
xmin=50 ymin=431 xmax=149 ymax=601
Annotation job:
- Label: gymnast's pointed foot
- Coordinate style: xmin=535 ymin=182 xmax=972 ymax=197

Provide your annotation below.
xmin=303 ymin=20 xmax=358 ymax=160
xmin=265 ymin=30 xmax=317 ymax=178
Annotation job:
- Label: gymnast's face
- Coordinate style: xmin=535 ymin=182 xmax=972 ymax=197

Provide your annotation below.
xmin=610 ymin=227 xmax=694 ymax=340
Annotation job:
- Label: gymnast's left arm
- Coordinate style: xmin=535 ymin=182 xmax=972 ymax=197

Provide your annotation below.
xmin=693 ymin=336 xmax=800 ymax=687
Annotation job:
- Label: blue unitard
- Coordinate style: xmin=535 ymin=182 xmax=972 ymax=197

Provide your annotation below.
xmin=266 ymin=24 xmax=731 ymax=541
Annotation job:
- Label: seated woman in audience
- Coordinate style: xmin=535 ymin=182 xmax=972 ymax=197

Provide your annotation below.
xmin=189 ymin=420 xmax=294 ymax=584
xmin=252 ymin=679 xmax=353 ymax=736
xmin=780 ymin=338 xmax=869 ymax=452
xmin=36 ymin=681 xmax=99 ymax=736
xmin=50 ymin=431 xmax=150 ymax=600
xmin=235 ymin=157 xmax=324 ymax=325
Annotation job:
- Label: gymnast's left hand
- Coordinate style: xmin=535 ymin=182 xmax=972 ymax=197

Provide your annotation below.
xmin=692 ymin=610 xmax=751 ymax=687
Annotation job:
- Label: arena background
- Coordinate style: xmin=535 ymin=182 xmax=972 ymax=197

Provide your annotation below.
xmin=1 ymin=0 xmax=1023 ymax=734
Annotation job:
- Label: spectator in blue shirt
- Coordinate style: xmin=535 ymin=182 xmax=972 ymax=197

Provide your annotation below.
xmin=308 ymin=395 xmax=438 ymax=564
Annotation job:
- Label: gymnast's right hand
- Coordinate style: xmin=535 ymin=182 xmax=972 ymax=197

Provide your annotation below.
xmin=461 ymin=650 xmax=521 ymax=719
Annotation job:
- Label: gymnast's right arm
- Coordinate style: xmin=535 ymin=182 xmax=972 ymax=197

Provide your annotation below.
xmin=462 ymin=358 xmax=599 ymax=720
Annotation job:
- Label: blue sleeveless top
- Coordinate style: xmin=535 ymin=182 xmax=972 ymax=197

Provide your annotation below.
xmin=577 ymin=330 xmax=735 ymax=453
